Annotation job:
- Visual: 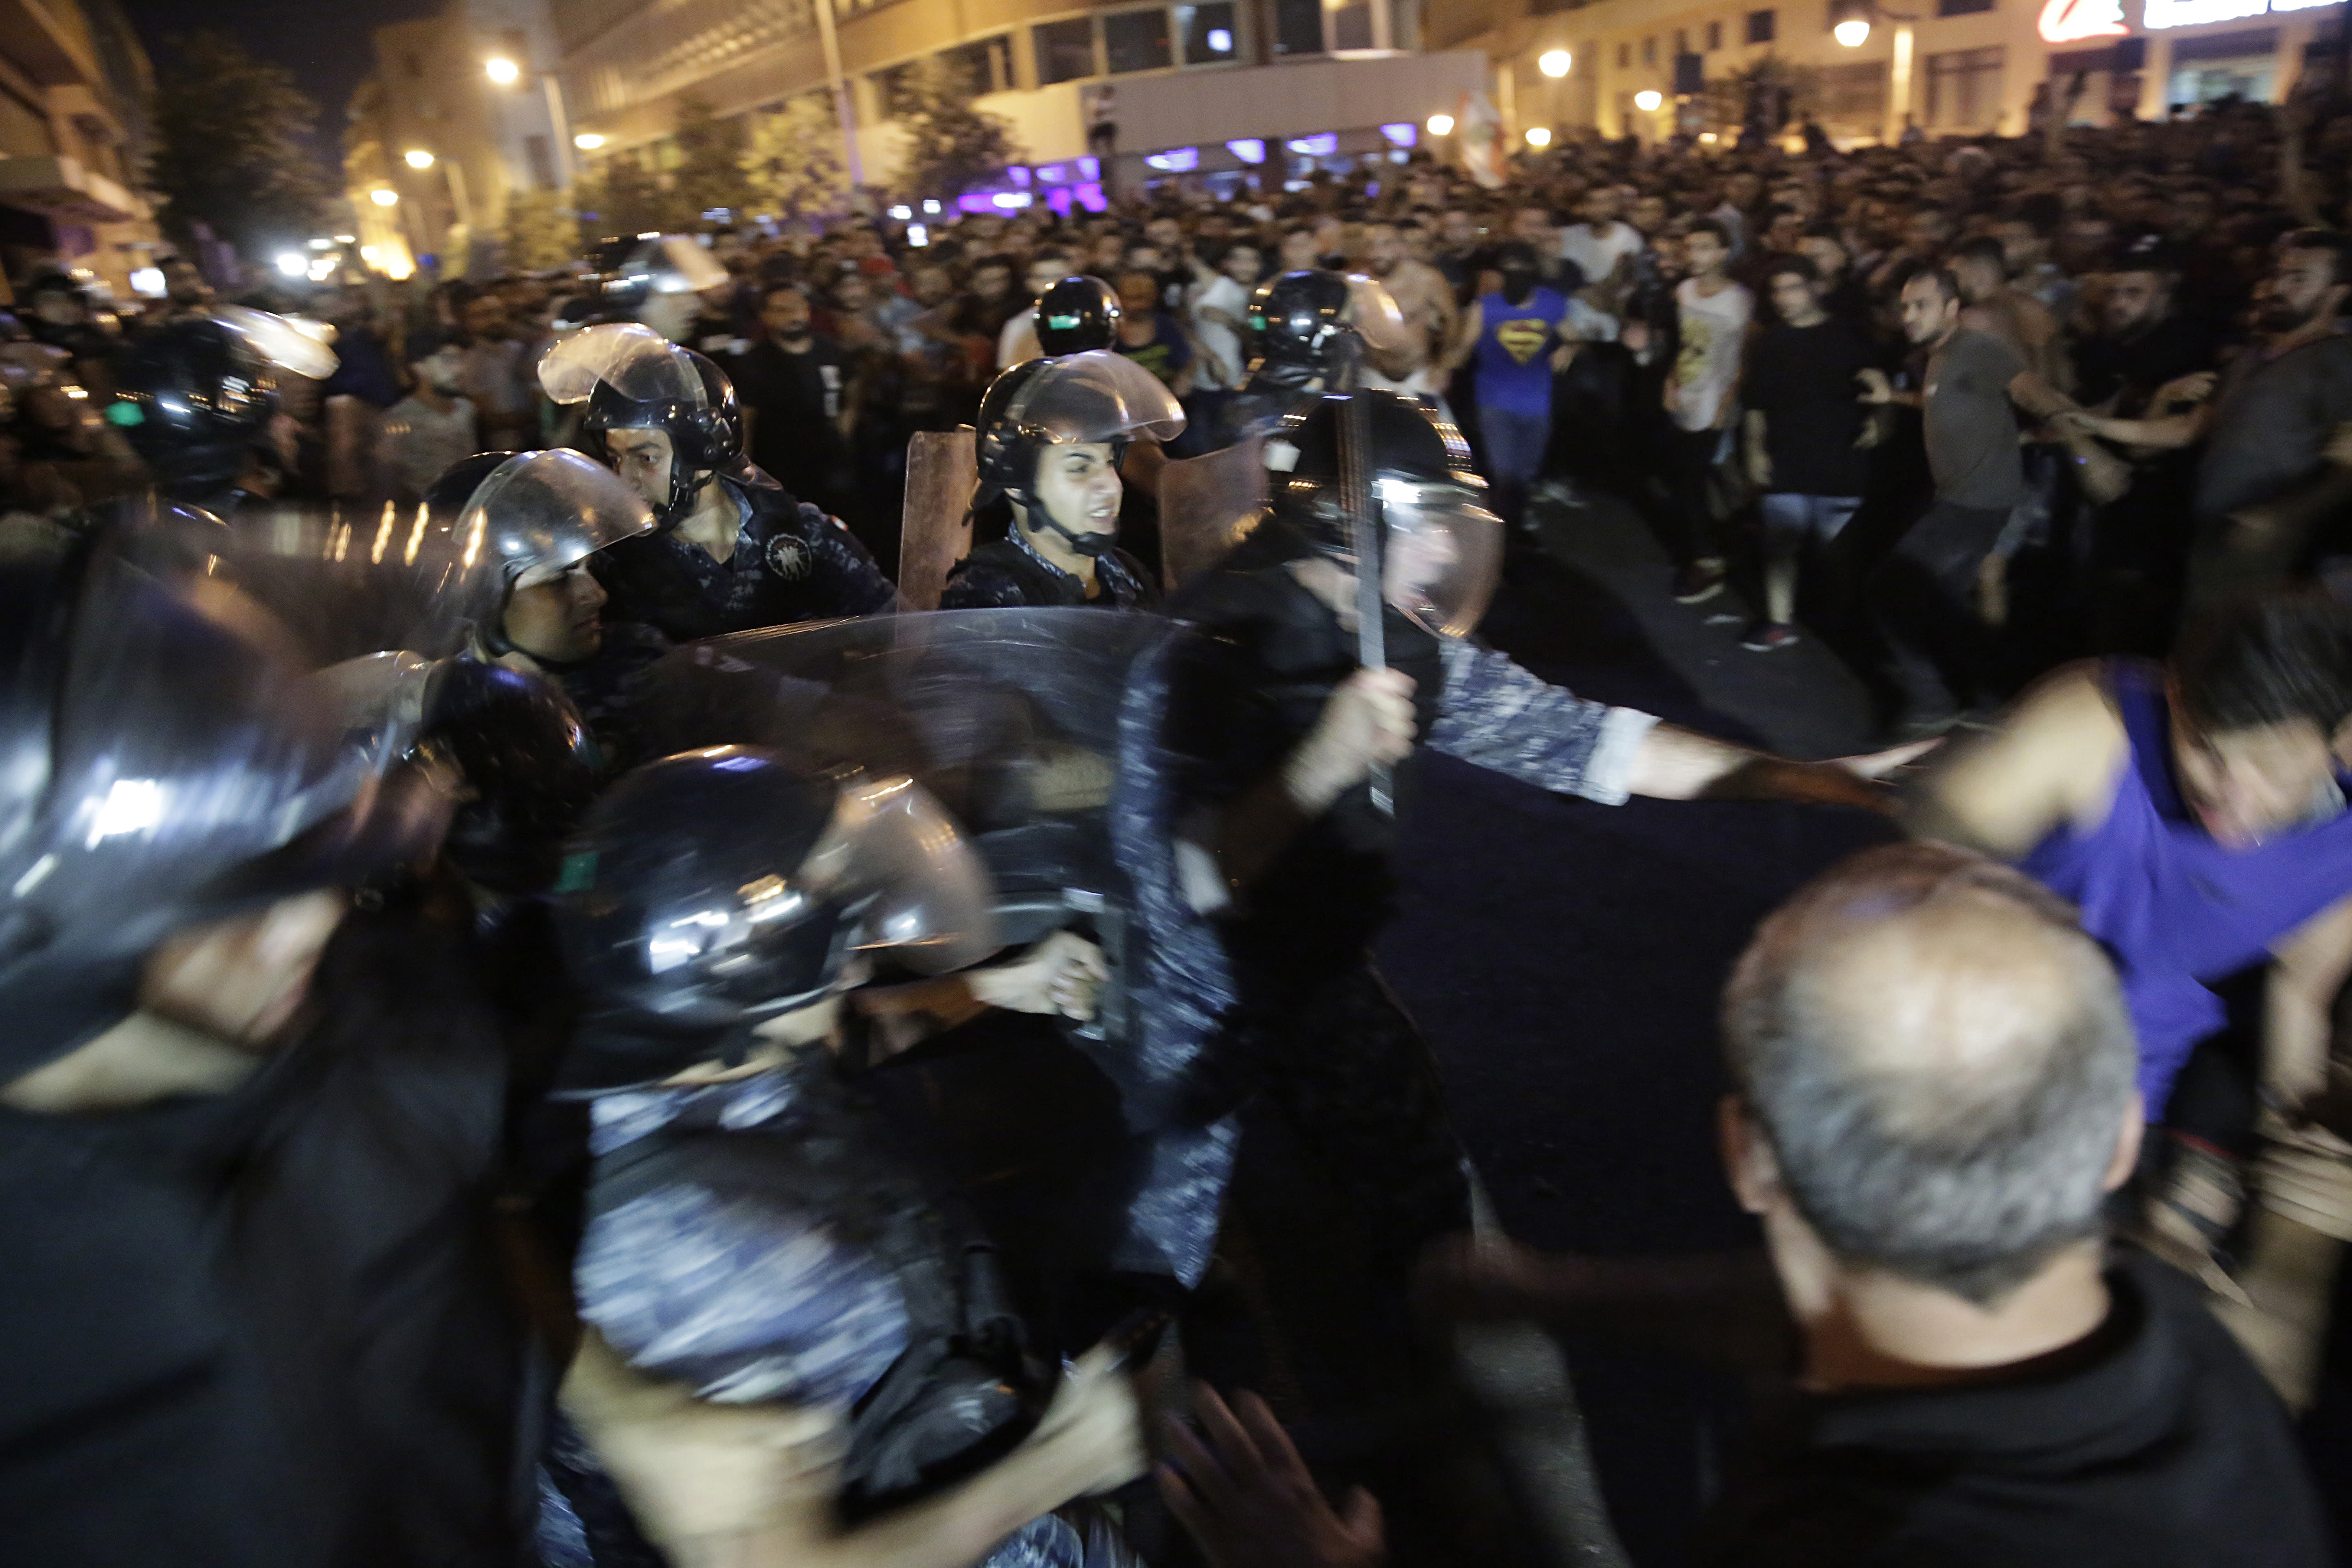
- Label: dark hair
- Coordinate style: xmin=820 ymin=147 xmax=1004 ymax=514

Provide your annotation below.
xmin=1724 ymin=843 xmax=2136 ymax=1305
xmin=2176 ymin=590 xmax=2352 ymax=737
xmin=1687 ymin=217 xmax=1731 ymax=248
xmin=1496 ymin=241 xmax=1541 ymax=272
xmin=1907 ymin=266 xmax=1963 ymax=304
xmin=2284 ymin=227 xmax=2352 ymax=289
xmin=1952 ymin=235 xmax=2008 ymax=273
xmin=1764 ymin=253 xmax=1820 ymax=286
xmin=757 ymin=279 xmax=809 ymax=308
xmin=2009 ymin=192 xmax=2064 ymax=237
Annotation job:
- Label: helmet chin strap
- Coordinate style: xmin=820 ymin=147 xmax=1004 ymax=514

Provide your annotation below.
xmin=1017 ymin=498 xmax=1118 ymax=559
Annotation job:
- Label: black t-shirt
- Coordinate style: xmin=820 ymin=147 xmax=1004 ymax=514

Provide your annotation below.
xmin=1746 ymin=316 xmax=1877 ymax=497
xmin=2072 ymin=314 xmax=2218 ymax=417
xmin=1698 ymin=1251 xmax=2332 ymax=1568
xmin=726 ymin=335 xmax=853 ymax=500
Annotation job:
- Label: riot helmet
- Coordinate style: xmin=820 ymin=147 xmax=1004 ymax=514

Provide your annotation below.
xmin=554 ymin=746 xmax=996 ymax=1091
xmin=538 ymin=322 xmax=743 ymax=528
xmin=108 ymin=306 xmax=338 ymax=500
xmin=0 ymin=532 xmax=452 ymax=1078
xmin=1033 ymin=275 xmax=1120 ymax=355
xmin=418 ymin=659 xmax=601 ymax=898
xmin=1244 ymin=270 xmax=1410 ymax=392
xmin=973 ymin=351 xmax=1182 ymax=557
xmin=425 ymin=448 xmax=656 ymax=660
xmin=587 ymin=234 xmax=730 ymax=342
xmin=1262 ymin=391 xmax=1503 ymax=637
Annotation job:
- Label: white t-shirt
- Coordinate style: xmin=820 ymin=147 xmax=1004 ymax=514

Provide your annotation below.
xmin=1188 ymin=274 xmax=1249 ymax=390
xmin=1670 ymin=278 xmax=1751 ymax=432
xmin=1561 ymin=222 xmax=1643 ymax=290
xmin=998 ymin=307 xmax=1041 ymax=369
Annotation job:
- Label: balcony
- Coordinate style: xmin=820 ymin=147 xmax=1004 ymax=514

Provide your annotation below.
xmin=0 ymin=154 xmax=143 ymax=223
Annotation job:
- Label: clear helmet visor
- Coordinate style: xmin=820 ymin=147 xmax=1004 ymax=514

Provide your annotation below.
xmin=457 ymin=448 xmax=656 ymax=588
xmin=802 ymin=774 xmax=999 ymax=975
xmin=1005 ymin=350 xmax=1186 ymax=446
xmin=214 ymin=304 xmax=341 ymax=380
xmin=1376 ymin=480 xmax=1504 ymax=638
xmin=632 ymin=234 xmax=730 ymax=296
xmin=536 ymin=321 xmax=708 ymax=408
xmin=1342 ymin=274 xmax=1412 ymax=355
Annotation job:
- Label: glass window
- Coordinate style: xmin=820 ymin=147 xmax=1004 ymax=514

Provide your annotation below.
xmin=1274 ymin=0 xmax=1322 ymax=54
xmin=1937 ymin=0 xmax=1994 ymax=15
xmin=1674 ymin=29 xmax=1689 ymax=52
xmin=1747 ymin=9 xmax=1775 ymax=42
xmin=1035 ymin=17 xmax=1096 ymax=84
xmin=1179 ymin=2 xmax=1238 ymax=63
xmin=1617 ymin=41 xmax=1630 ymax=67
xmin=1706 ymin=20 xmax=1723 ymax=48
xmin=1331 ymin=0 xmax=1374 ymax=49
xmin=1642 ymin=35 xmax=1656 ymax=63
xmin=1925 ymin=45 xmax=2003 ymax=125
xmin=1104 ymin=8 xmax=1172 ymax=73
xmin=939 ymin=36 xmax=1007 ymax=97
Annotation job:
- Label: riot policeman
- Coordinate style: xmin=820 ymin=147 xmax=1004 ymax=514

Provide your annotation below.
xmin=0 ymin=529 xmax=530 ymax=1566
xmin=553 ymin=232 xmax=733 ymax=347
xmin=940 ymin=352 xmax=1183 ymax=610
xmin=541 ymin=745 xmax=1146 ymax=1568
xmin=106 ymin=306 xmax=337 ymax=511
xmin=1222 ymin=269 xmax=1410 ymax=436
xmin=1034 ymin=274 xmax=1121 ymax=355
xmin=539 ymin=322 xmax=897 ymax=641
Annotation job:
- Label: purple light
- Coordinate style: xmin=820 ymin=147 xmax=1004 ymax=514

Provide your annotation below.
xmin=1074 ymin=181 xmax=1107 ymax=212
xmin=1144 ymin=146 xmax=1200 ymax=172
xmin=1380 ymin=122 xmax=1417 ymax=148
xmin=1036 ymin=163 xmax=1068 ymax=183
xmin=958 ymin=192 xmax=995 ymax=214
xmin=1009 ymin=166 xmax=1032 ymax=187
xmin=1077 ymin=156 xmax=1100 ymax=180
xmin=1047 ymin=187 xmax=1074 ymax=215
xmin=1284 ymin=133 xmax=1337 ymax=156
xmin=1225 ymin=137 xmax=1266 ymax=164
xmin=1206 ymin=26 xmax=1232 ymax=50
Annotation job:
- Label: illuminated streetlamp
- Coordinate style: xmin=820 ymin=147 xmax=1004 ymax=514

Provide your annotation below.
xmin=370 ymin=188 xmax=399 ymax=206
xmin=1538 ymin=49 xmax=1571 ymax=77
xmin=483 ymin=56 xmax=520 ymax=86
xmin=574 ymin=132 xmax=605 ymax=150
xmin=404 ymin=149 xmax=434 ymax=169
xmin=1525 ymin=126 xmax=1552 ymax=147
xmin=1634 ymin=89 xmax=1664 ymax=111
xmin=1426 ymin=113 xmax=1454 ymax=136
xmin=1834 ymin=17 xmax=1871 ymax=44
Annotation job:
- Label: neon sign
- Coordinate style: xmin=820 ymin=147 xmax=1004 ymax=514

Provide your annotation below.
xmin=2038 ymin=0 xmax=2128 ymax=40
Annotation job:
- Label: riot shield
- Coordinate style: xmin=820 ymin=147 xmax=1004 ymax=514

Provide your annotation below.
xmin=897 ymin=428 xmax=976 ymax=611
xmin=118 ymin=494 xmax=504 ymax=666
xmin=1155 ymin=433 xmax=1266 ymax=589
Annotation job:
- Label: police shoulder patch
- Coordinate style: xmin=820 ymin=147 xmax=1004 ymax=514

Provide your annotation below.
xmin=765 ymin=533 xmax=813 ymax=581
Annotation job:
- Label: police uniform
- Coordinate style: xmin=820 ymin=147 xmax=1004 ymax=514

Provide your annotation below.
xmin=939 ymin=530 xmax=1160 ymax=610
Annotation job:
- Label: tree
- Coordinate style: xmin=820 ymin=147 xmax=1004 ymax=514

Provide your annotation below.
xmin=503 ymin=187 xmax=576 ymax=271
xmin=741 ymin=93 xmax=850 ymax=220
xmin=572 ymin=154 xmax=679 ymax=243
xmin=889 ymin=55 xmax=1022 ymax=199
xmin=145 ymin=31 xmax=334 ymax=259
xmin=672 ymin=96 xmax=750 ymax=222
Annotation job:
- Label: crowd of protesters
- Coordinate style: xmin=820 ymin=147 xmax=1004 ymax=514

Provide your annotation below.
xmin=8 ymin=80 xmax=2352 ymax=1568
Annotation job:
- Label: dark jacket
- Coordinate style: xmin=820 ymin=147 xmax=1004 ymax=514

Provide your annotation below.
xmin=938 ymin=533 xmax=1159 ymax=610
xmin=590 ymin=470 xmax=898 ymax=643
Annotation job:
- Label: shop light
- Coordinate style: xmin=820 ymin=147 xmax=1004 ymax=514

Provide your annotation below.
xmin=1207 ymin=27 xmax=1233 ymax=50
xmin=1285 ymin=133 xmax=1337 ymax=156
xmin=1380 ymin=122 xmax=1417 ymax=148
xmin=575 ymin=132 xmax=606 ymax=150
xmin=889 ymin=204 xmax=913 ymax=219
xmin=1145 ymin=147 xmax=1200 ymax=172
xmin=1225 ymin=138 xmax=1266 ymax=163
xmin=1525 ymin=127 xmax=1552 ymax=147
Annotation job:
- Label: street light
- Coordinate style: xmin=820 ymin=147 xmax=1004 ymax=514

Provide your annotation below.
xmin=1834 ymin=18 xmax=1871 ymax=44
xmin=1426 ymin=113 xmax=1454 ymax=136
xmin=1634 ymin=89 xmax=1664 ymax=111
xmin=404 ymin=149 xmax=434 ymax=169
xmin=1539 ymin=49 xmax=1571 ymax=78
xmin=1525 ymin=126 xmax=1552 ymax=147
xmin=371 ymin=188 xmax=399 ymax=206
xmin=574 ymin=132 xmax=605 ymax=150
xmin=483 ymin=56 xmax=520 ymax=86
xmin=275 ymin=252 xmax=305 ymax=278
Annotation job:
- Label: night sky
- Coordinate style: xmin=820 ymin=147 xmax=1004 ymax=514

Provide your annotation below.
xmin=116 ymin=0 xmax=440 ymax=165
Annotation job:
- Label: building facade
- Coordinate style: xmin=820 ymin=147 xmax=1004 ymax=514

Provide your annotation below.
xmin=0 ymin=0 xmax=156 ymax=298
xmin=1433 ymin=0 xmax=2345 ymax=149
xmin=552 ymin=0 xmax=1486 ymax=207
xmin=343 ymin=0 xmax=569 ymax=277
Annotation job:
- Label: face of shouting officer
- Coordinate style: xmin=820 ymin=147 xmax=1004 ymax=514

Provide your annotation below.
xmin=1019 ymin=440 xmax=1123 ymax=559
xmin=503 ymin=558 xmax=608 ymax=667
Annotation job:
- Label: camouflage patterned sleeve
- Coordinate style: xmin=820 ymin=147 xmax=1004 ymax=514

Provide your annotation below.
xmin=937 ymin=557 xmax=1031 ymax=610
xmin=1426 ymin=636 xmax=1660 ymax=806
xmin=796 ymin=501 xmax=904 ymax=614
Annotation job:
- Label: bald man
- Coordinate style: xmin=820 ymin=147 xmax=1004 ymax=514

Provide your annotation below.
xmin=1428 ymin=843 xmax=2330 ymax=1568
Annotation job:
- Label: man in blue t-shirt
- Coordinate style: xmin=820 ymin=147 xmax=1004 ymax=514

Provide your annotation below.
xmin=1446 ymin=241 xmax=1578 ymax=528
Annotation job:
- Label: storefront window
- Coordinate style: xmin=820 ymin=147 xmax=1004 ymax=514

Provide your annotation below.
xmin=1178 ymin=2 xmax=1239 ymax=63
xmin=1925 ymin=45 xmax=2005 ymax=126
xmin=1274 ymin=0 xmax=1323 ymax=55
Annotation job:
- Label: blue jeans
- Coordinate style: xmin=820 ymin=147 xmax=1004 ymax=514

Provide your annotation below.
xmin=1758 ymin=493 xmax=1862 ymax=561
xmin=1480 ymin=405 xmax=1550 ymax=524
